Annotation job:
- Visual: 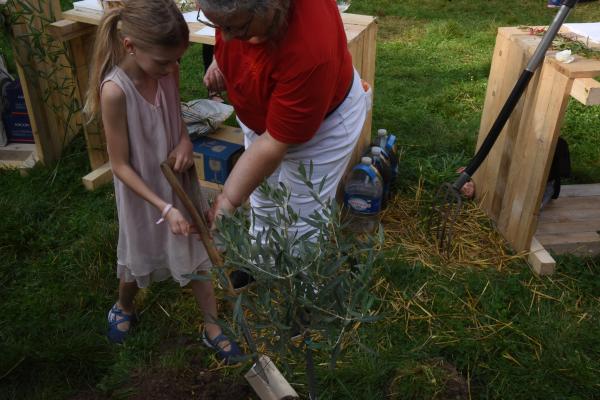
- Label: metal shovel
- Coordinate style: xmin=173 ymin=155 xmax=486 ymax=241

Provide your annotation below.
xmin=160 ymin=160 xmax=299 ymax=400
xmin=428 ymin=0 xmax=580 ymax=254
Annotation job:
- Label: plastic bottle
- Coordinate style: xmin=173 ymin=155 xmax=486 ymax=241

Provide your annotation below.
xmin=370 ymin=146 xmax=392 ymax=205
xmin=386 ymin=135 xmax=399 ymax=179
xmin=376 ymin=128 xmax=388 ymax=150
xmin=343 ymin=157 xmax=383 ymax=233
xmin=377 ymin=128 xmax=399 ymax=181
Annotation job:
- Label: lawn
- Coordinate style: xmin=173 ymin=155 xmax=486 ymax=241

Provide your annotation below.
xmin=1 ymin=0 xmax=600 ymax=399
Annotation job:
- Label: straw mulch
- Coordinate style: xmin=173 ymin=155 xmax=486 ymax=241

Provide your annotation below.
xmin=380 ymin=179 xmax=526 ymax=273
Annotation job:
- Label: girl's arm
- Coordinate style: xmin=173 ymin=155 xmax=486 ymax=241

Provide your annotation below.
xmin=208 ymin=130 xmax=289 ymax=226
xmin=101 ymin=81 xmax=191 ymax=236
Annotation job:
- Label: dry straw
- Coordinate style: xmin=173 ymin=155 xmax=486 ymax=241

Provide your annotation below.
xmin=380 ymin=178 xmax=525 ymax=274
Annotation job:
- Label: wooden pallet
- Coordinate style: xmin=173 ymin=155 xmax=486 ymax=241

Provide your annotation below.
xmin=536 ymin=184 xmax=600 ymax=256
xmin=70 ymin=13 xmax=378 ymax=193
xmin=471 ymin=27 xmax=600 ymax=274
xmin=0 ymin=142 xmax=38 ymax=174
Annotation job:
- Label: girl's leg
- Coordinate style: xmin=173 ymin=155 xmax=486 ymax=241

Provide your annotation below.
xmin=113 ymin=279 xmax=139 ymax=332
xmin=190 ymin=274 xmax=231 ymax=351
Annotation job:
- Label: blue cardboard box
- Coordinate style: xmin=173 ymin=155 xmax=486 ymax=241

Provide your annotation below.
xmin=3 ymin=80 xmax=28 ymax=114
xmin=4 ymin=112 xmax=33 ymax=143
xmin=193 ymin=136 xmax=244 ymax=185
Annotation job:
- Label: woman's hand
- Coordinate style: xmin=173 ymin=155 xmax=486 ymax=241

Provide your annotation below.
xmin=207 ymin=192 xmax=237 ymax=231
xmin=168 ymin=136 xmax=194 ymax=172
xmin=203 ymin=59 xmax=226 ymax=94
xmin=165 ymin=207 xmax=191 ymax=236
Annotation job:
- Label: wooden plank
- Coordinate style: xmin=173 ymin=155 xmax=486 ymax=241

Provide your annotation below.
xmin=18 ymin=152 xmax=39 ymax=176
xmin=62 ymin=9 xmax=104 ymax=26
xmin=541 ymin=195 xmax=600 ymax=210
xmin=499 ymin=60 xmax=574 ymax=252
xmin=349 ymin=28 xmax=365 ymax=81
xmin=0 ymin=143 xmax=38 ymax=170
xmin=48 ymin=19 xmax=95 ymax=41
xmin=341 ymin=13 xmax=375 ymax=26
xmin=69 ymin=33 xmax=109 ymax=170
xmin=547 ymin=57 xmax=600 ymax=79
xmin=473 ymin=29 xmax=530 ymax=219
xmin=361 ymin=20 xmax=378 ymax=87
xmin=559 ymin=184 xmax=600 ymax=198
xmin=538 ymin=208 xmax=600 ymax=223
xmin=537 ymin=231 xmax=600 ymax=256
xmin=0 ymin=142 xmax=36 ymax=170
xmin=528 ymin=237 xmax=556 ymax=276
xmin=82 ymin=162 xmax=112 ymax=190
xmin=207 ymin=125 xmax=244 ymax=145
xmin=536 ymin=219 xmax=600 ymax=235
xmin=62 ymin=9 xmax=373 ymax=47
xmin=570 ymin=78 xmax=600 ymax=106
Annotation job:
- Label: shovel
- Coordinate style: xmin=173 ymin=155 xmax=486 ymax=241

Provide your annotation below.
xmin=428 ymin=0 xmax=580 ymax=254
xmin=160 ymin=160 xmax=299 ymax=400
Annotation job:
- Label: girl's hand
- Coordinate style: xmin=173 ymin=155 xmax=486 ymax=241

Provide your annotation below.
xmin=168 ymin=137 xmax=194 ymax=172
xmin=203 ymin=59 xmax=226 ymax=94
xmin=207 ymin=193 xmax=236 ymax=231
xmin=165 ymin=207 xmax=191 ymax=236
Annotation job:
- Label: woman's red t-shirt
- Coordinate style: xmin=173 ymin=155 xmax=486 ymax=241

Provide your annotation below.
xmin=214 ymin=0 xmax=353 ymax=144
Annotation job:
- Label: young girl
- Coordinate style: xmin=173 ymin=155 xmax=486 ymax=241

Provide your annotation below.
xmin=84 ymin=0 xmax=241 ymax=364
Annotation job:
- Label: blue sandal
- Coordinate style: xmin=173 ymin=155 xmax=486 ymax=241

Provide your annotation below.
xmin=107 ymin=303 xmax=138 ymax=344
xmin=202 ymin=330 xmax=244 ymax=365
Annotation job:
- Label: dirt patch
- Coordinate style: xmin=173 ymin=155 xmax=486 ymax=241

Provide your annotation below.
xmin=128 ymin=367 xmax=256 ymax=400
xmin=387 ymin=358 xmax=469 ymax=400
xmin=71 ymin=367 xmax=256 ymax=400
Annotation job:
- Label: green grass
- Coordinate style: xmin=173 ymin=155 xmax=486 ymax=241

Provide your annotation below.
xmin=2 ymin=0 xmax=600 ymax=399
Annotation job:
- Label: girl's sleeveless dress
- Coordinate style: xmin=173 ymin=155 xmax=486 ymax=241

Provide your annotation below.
xmin=102 ymin=66 xmax=211 ymax=288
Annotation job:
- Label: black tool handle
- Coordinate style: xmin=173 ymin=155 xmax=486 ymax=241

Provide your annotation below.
xmin=452 ymin=0 xmax=577 ymax=191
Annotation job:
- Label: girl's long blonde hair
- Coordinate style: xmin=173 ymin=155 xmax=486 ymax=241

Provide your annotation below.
xmin=83 ymin=0 xmax=189 ymax=120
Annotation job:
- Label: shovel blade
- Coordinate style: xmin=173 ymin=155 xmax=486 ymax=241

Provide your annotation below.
xmin=245 ymin=355 xmax=299 ymax=400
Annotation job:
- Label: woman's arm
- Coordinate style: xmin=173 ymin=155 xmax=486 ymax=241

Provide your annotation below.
xmin=208 ymin=130 xmax=289 ymax=225
xmin=101 ymin=81 xmax=191 ymax=235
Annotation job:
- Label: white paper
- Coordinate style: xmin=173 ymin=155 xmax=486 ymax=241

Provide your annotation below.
xmin=73 ymin=0 xmax=103 ymax=12
xmin=195 ymin=26 xmax=216 ymax=37
xmin=563 ymin=23 xmax=600 ymax=44
xmin=182 ymin=10 xmax=198 ymax=23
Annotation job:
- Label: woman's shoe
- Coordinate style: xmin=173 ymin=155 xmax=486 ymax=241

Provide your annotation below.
xmin=107 ymin=303 xmax=137 ymax=344
xmin=202 ymin=330 xmax=244 ymax=365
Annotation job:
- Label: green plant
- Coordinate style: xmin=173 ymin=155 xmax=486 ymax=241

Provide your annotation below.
xmin=212 ymin=163 xmax=383 ymax=398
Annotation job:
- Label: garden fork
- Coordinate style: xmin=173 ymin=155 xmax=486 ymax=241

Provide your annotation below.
xmin=428 ymin=0 xmax=579 ymax=254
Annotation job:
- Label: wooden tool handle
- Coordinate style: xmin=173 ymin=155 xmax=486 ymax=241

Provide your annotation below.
xmin=160 ymin=160 xmax=225 ymax=268
xmin=161 ymin=160 xmax=259 ymax=358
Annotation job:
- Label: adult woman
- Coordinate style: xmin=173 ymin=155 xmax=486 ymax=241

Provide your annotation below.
xmin=199 ymin=0 xmax=369 ymax=274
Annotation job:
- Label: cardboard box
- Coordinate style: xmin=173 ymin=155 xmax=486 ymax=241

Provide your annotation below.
xmin=3 ymin=80 xmax=28 ymax=114
xmin=4 ymin=112 xmax=33 ymax=143
xmin=193 ymin=128 xmax=244 ymax=185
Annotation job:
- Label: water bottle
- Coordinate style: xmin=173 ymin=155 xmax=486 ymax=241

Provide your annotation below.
xmin=385 ymin=134 xmax=399 ymax=180
xmin=377 ymin=128 xmax=399 ymax=181
xmin=376 ymin=128 xmax=388 ymax=149
xmin=370 ymin=146 xmax=392 ymax=205
xmin=343 ymin=157 xmax=383 ymax=233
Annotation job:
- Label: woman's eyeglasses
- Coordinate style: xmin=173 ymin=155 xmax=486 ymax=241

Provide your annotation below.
xmin=196 ymin=10 xmax=255 ymax=37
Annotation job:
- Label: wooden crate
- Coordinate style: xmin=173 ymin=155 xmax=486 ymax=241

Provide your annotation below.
xmin=2 ymin=0 xmax=84 ymax=169
xmin=472 ymin=27 xmax=600 ymax=273
xmin=52 ymin=10 xmax=378 ymax=191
